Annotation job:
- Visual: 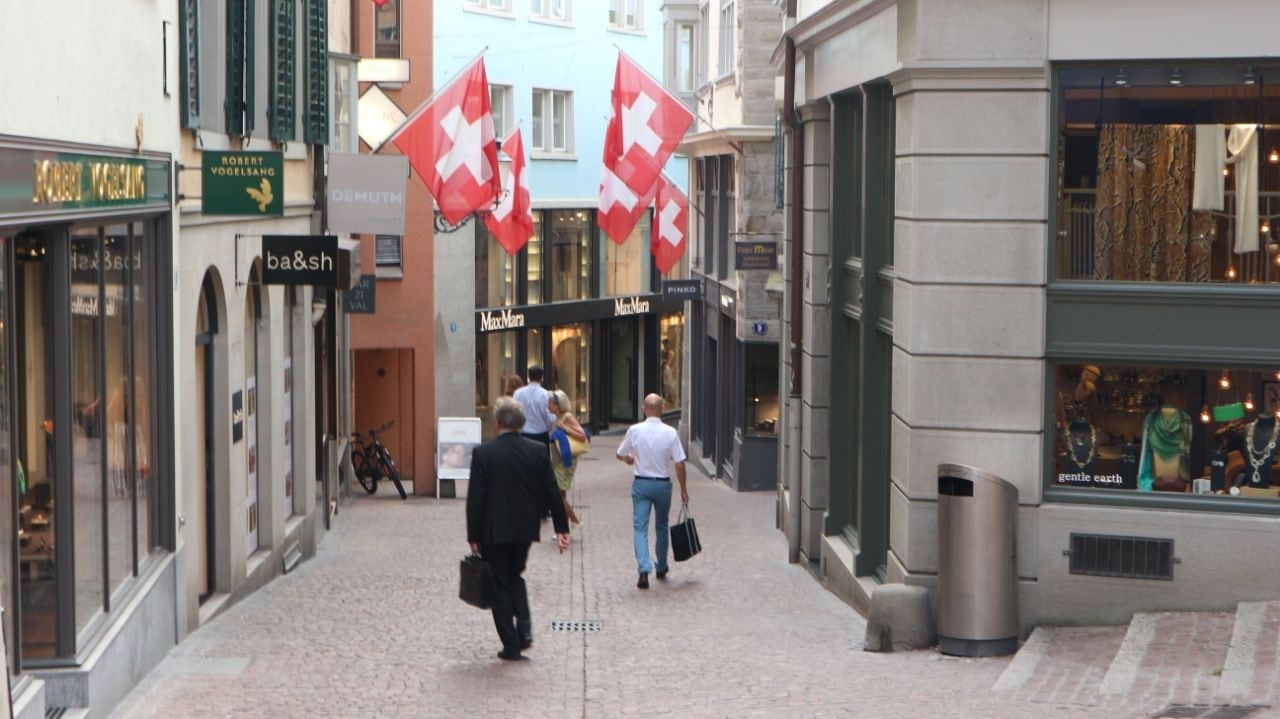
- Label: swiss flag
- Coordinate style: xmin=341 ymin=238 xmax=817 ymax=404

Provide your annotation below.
xmin=483 ymin=129 xmax=534 ymax=255
xmin=598 ymin=166 xmax=658 ymax=246
xmin=389 ymin=57 xmax=500 ymax=225
xmin=598 ymin=52 xmax=694 ymax=244
xmin=651 ymin=173 xmax=688 ymax=274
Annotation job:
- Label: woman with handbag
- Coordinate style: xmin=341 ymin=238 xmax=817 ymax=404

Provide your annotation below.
xmin=548 ymin=389 xmax=587 ymax=526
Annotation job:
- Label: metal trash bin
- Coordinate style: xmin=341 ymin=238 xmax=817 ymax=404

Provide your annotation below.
xmin=936 ymin=463 xmax=1018 ymax=657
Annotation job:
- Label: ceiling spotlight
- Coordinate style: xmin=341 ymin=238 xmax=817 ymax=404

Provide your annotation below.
xmin=1269 ymin=147 xmax=1279 ymax=164
xmin=1200 ymin=404 xmax=1212 ymax=424
xmin=1169 ymin=68 xmax=1183 ymax=86
xmin=1114 ymin=69 xmax=1128 ymax=87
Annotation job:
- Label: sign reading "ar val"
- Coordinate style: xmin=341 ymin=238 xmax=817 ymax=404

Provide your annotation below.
xmin=262 ymin=235 xmax=338 ymax=287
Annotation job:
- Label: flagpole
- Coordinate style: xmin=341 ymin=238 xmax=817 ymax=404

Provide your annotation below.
xmin=370 ymin=46 xmax=491 ymax=154
xmin=611 ymin=45 xmax=744 ymax=156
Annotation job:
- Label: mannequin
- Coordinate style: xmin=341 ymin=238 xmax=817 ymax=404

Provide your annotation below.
xmin=1138 ymin=405 xmax=1192 ymax=492
xmin=1063 ymin=417 xmax=1098 ymax=473
xmin=1244 ymin=413 xmax=1279 ymax=488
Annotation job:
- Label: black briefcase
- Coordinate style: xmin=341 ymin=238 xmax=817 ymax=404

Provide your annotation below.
xmin=670 ymin=503 xmax=702 ymax=562
xmin=459 ymin=554 xmax=492 ymax=609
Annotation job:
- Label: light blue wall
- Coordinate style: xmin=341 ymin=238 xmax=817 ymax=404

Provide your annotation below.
xmin=433 ymin=1 xmax=689 ymax=204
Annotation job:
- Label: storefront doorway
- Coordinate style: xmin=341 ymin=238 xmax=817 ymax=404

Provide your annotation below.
xmin=608 ymin=319 xmax=638 ymax=422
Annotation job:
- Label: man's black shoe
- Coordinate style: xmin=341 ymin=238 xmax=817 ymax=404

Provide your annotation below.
xmin=656 ymin=569 xmax=668 ymax=580
xmin=637 ymin=572 xmax=649 ymax=589
xmin=520 ymin=636 xmax=533 ymax=650
xmin=497 ymin=650 xmax=528 ymax=661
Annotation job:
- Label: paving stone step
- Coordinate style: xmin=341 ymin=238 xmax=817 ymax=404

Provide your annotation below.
xmin=995 ymin=606 xmax=1259 ymax=711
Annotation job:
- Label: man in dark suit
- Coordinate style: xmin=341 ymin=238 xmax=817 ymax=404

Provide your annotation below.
xmin=467 ymin=397 xmax=571 ymax=661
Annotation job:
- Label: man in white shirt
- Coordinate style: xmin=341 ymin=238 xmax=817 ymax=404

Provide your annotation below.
xmin=512 ymin=365 xmax=557 ymax=448
xmin=616 ymin=394 xmax=688 ymax=589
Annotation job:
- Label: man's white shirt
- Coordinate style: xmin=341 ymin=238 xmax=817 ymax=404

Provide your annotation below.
xmin=617 ymin=417 xmax=687 ymax=477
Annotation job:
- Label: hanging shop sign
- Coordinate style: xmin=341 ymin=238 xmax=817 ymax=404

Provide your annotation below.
xmin=662 ymin=278 xmax=702 ymax=302
xmin=735 ymin=241 xmax=778 ymax=270
xmin=0 ymin=147 xmax=170 ymax=216
xmin=327 ymin=153 xmax=408 ymax=235
xmin=262 ymin=235 xmax=339 ymax=287
xmin=343 ymin=274 xmax=377 ymax=314
xmin=475 ymin=293 xmax=680 ymax=334
xmin=201 ymin=151 xmax=283 ymax=216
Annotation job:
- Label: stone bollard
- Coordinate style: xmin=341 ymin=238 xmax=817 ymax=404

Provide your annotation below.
xmin=863 ymin=583 xmax=936 ymax=652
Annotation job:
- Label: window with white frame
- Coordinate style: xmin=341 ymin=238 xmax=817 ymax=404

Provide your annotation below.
xmin=375 ymin=0 xmax=400 ymax=58
xmin=466 ymin=0 xmax=511 ymax=12
xmin=676 ymin=22 xmax=694 ymax=93
xmin=531 ymin=0 xmax=569 ymax=22
xmin=490 ymin=84 xmax=513 ymax=140
xmin=375 ymin=234 xmax=403 ymax=276
xmin=608 ymin=0 xmax=640 ymax=31
xmin=531 ymin=89 xmax=574 ymax=153
xmin=697 ymin=4 xmax=709 ymax=88
xmin=718 ymin=0 xmax=733 ymax=78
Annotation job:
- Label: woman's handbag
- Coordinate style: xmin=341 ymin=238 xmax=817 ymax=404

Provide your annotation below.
xmin=459 ymin=554 xmax=492 ymax=609
xmin=568 ymin=432 xmax=590 ymax=458
xmin=670 ymin=502 xmax=702 ymax=562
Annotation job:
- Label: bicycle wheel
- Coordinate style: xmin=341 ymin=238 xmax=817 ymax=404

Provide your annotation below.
xmin=377 ymin=447 xmax=408 ymax=500
xmin=352 ymin=450 xmax=378 ymax=494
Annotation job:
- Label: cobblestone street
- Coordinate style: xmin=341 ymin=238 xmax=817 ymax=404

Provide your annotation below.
xmin=113 ymin=436 xmax=1175 ymax=718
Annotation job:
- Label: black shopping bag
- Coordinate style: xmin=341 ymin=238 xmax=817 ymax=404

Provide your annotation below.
xmin=459 ymin=554 xmax=492 ymax=609
xmin=670 ymin=503 xmax=702 ymax=562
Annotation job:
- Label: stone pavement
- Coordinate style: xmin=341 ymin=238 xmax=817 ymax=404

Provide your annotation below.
xmin=111 ymin=435 xmax=1224 ymax=719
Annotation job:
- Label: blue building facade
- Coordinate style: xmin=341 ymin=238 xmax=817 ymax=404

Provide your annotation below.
xmin=436 ymin=0 xmax=691 ymax=432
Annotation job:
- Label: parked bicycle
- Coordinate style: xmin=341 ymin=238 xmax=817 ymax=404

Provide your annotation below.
xmin=350 ymin=421 xmax=407 ymax=500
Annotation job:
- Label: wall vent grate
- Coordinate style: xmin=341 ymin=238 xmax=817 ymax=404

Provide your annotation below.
xmin=1068 ymin=533 xmax=1174 ymax=580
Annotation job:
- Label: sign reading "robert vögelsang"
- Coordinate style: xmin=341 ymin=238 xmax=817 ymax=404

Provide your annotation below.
xmin=262 ymin=235 xmax=338 ymax=287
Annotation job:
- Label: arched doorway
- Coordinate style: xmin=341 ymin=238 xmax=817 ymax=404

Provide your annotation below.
xmin=194 ymin=274 xmax=218 ymax=603
xmin=243 ymin=265 xmax=262 ymax=555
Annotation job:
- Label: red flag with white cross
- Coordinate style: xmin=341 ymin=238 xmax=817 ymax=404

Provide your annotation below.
xmin=483 ymin=128 xmax=534 ymax=255
xmin=389 ymin=57 xmax=500 ymax=225
xmin=651 ymin=173 xmax=688 ymax=274
xmin=598 ymin=51 xmax=694 ymax=244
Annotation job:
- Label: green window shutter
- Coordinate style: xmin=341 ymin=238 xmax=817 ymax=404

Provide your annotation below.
xmin=245 ymin=5 xmax=256 ymax=134
xmin=304 ymin=0 xmax=329 ymax=145
xmin=271 ymin=0 xmax=297 ymax=142
xmin=179 ymin=0 xmax=200 ymax=128
xmin=225 ymin=0 xmax=248 ymax=135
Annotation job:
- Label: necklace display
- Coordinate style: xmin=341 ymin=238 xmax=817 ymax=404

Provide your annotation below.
xmin=1246 ymin=417 xmax=1279 ymax=484
xmin=1064 ymin=424 xmax=1097 ymax=470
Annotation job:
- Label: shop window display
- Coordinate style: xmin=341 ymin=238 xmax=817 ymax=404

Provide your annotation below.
xmin=1053 ymin=363 xmax=1280 ymax=499
xmin=744 ymin=343 xmax=778 ymax=435
xmin=1057 ymin=64 xmax=1280 ymax=284
xmin=659 ymin=313 xmax=683 ymax=408
xmin=551 ymin=324 xmax=590 ymax=423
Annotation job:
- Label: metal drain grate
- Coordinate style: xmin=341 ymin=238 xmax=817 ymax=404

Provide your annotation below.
xmin=1152 ymin=705 xmax=1270 ymax=718
xmin=551 ymin=620 xmax=602 ymax=633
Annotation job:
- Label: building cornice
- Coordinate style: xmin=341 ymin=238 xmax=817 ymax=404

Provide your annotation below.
xmin=678 ymin=125 xmax=776 ymax=156
xmin=770 ymin=0 xmax=897 ymax=69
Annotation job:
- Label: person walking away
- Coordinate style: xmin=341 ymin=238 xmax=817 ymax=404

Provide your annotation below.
xmin=512 ymin=365 xmax=556 ymax=448
xmin=467 ymin=397 xmax=571 ymax=660
xmin=615 ymin=394 xmax=688 ymax=589
xmin=547 ymin=389 xmax=586 ymax=526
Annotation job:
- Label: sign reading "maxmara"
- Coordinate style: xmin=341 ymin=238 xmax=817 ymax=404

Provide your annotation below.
xmin=475 ymin=294 xmax=675 ymax=334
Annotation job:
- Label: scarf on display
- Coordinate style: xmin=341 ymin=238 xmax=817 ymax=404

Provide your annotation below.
xmin=1138 ymin=406 xmax=1192 ymax=491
